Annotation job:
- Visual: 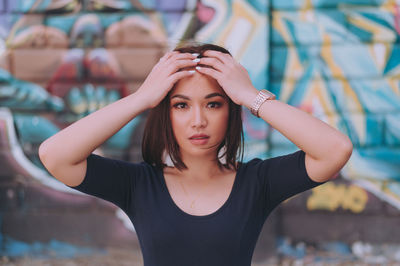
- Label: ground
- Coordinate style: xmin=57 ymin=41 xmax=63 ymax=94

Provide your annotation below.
xmin=2 ymin=243 xmax=400 ymax=266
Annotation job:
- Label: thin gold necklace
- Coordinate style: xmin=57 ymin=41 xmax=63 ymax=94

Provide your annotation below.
xmin=179 ymin=180 xmax=210 ymax=209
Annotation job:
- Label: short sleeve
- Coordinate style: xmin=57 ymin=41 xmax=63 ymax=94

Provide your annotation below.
xmin=67 ymin=153 xmax=139 ymax=213
xmin=256 ymin=150 xmax=326 ymax=211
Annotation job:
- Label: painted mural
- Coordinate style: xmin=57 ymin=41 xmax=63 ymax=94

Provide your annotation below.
xmin=0 ymin=0 xmax=400 ymax=260
xmin=269 ymin=0 xmax=400 ymax=210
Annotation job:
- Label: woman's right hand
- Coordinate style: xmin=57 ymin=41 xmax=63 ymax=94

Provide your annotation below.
xmin=135 ymin=51 xmax=199 ymax=109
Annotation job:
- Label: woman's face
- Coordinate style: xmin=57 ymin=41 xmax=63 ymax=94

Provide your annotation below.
xmin=169 ymin=71 xmax=229 ymax=158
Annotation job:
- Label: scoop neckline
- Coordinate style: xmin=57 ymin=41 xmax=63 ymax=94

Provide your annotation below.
xmin=157 ymin=163 xmax=243 ymax=220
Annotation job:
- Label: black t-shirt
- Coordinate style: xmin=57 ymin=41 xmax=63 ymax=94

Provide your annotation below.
xmin=67 ymin=150 xmax=325 ymax=266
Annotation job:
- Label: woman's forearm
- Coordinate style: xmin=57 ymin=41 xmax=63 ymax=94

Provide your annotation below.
xmin=39 ymin=90 xmax=150 ymax=166
xmin=242 ymin=90 xmax=352 ymax=161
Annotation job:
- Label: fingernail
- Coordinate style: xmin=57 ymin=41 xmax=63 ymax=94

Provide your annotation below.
xmin=195 ymin=66 xmax=201 ymax=70
xmin=188 ymin=70 xmax=195 ymax=74
xmin=192 ymin=58 xmax=200 ymax=63
xmin=192 ymin=53 xmax=199 ymax=57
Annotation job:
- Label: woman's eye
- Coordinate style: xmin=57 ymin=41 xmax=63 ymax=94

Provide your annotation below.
xmin=208 ymin=102 xmax=222 ymax=108
xmin=173 ymin=102 xmax=187 ymax=109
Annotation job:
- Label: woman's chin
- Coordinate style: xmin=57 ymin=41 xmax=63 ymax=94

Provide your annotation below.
xmin=182 ymin=146 xmax=218 ymax=158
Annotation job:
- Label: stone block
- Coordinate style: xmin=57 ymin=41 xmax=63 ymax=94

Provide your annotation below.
xmin=105 ymin=28 xmax=122 ymax=48
xmin=7 ymin=0 xmax=79 ymax=13
xmin=12 ymin=49 xmax=67 ymax=81
xmin=345 ymin=8 xmax=397 ymax=43
xmin=156 ymin=0 xmax=193 ymax=12
xmin=270 ymin=45 xmax=308 ymax=81
xmin=271 ymin=0 xmax=307 ymax=9
xmin=22 ymin=182 xmax=97 ymax=211
xmin=342 ymin=112 xmax=384 ymax=147
xmin=1 ymin=180 xmax=139 ymax=246
xmin=110 ymin=48 xmax=161 ymax=80
xmin=368 ymin=44 xmax=400 ymax=80
xmin=0 ymin=51 xmax=11 ymax=73
xmin=329 ymin=44 xmax=381 ymax=79
xmin=0 ymin=15 xmax=16 ymax=39
xmin=384 ymin=113 xmax=400 ymax=146
xmin=45 ymin=14 xmax=79 ymax=40
xmin=104 ymin=16 xmax=123 ymax=47
xmin=84 ymin=0 xmax=155 ymax=11
xmin=2 ymin=208 xmax=138 ymax=247
xmin=6 ymin=15 xmax=47 ymax=49
xmin=280 ymin=211 xmax=400 ymax=244
xmin=271 ymin=43 xmax=382 ymax=81
xmin=271 ymin=10 xmax=347 ymax=46
xmin=271 ymin=0 xmax=379 ymax=9
xmin=383 ymin=198 xmax=400 ymax=217
xmin=293 ymin=178 xmax=385 ymax=215
xmin=119 ymin=14 xmax=167 ymax=48
xmin=0 ymin=181 xmax=22 ymax=211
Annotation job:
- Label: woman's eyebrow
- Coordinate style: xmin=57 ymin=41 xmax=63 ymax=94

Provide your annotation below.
xmin=170 ymin=93 xmax=226 ymax=100
xmin=171 ymin=94 xmax=190 ymax=100
xmin=205 ymin=92 xmax=225 ymax=99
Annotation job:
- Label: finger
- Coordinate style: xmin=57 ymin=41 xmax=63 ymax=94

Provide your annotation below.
xmin=167 ymin=59 xmax=199 ymax=73
xmin=198 ymin=57 xmax=224 ymax=72
xmin=168 ymin=70 xmax=196 ymax=84
xmin=159 ymin=53 xmax=198 ymax=69
xmin=202 ymin=50 xmax=231 ymax=64
xmin=159 ymin=51 xmax=178 ymax=62
xmin=195 ymin=66 xmax=221 ymax=80
xmin=169 ymin=52 xmax=199 ymax=61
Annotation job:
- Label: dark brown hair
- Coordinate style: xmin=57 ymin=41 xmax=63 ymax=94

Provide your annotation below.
xmin=142 ymin=43 xmax=244 ymax=171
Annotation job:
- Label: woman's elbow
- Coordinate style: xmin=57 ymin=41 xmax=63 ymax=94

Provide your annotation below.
xmin=339 ymin=136 xmax=353 ymax=161
xmin=329 ymin=138 xmax=353 ymax=181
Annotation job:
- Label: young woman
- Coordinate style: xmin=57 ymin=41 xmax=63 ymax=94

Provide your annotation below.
xmin=39 ymin=43 xmax=353 ymax=265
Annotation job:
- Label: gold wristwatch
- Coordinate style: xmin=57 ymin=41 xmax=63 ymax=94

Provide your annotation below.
xmin=250 ymin=89 xmax=276 ymax=117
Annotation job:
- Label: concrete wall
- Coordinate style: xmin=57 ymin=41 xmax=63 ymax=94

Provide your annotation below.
xmin=0 ymin=0 xmax=399 ymax=261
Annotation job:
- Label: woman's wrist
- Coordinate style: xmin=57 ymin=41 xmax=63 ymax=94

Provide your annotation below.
xmin=131 ymin=89 xmax=154 ymax=110
xmin=241 ymin=88 xmax=259 ymax=110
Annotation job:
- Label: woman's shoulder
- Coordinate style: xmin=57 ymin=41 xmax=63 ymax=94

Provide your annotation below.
xmin=243 ymin=150 xmax=305 ymax=164
xmin=235 ymin=158 xmax=264 ymax=177
xmin=238 ymin=155 xmax=285 ymax=174
xmin=239 ymin=157 xmax=264 ymax=168
xmin=90 ymin=153 xmax=160 ymax=176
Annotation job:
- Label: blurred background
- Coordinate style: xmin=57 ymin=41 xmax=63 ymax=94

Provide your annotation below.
xmin=0 ymin=0 xmax=400 ymax=265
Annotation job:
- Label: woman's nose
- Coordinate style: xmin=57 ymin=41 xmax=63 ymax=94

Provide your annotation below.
xmin=191 ymin=106 xmax=207 ymax=128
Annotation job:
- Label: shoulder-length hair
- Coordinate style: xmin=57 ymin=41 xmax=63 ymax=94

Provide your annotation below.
xmin=141 ymin=43 xmax=244 ymax=171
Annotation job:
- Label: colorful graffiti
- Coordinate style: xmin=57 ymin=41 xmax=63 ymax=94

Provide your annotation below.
xmin=269 ymin=1 xmax=400 ymax=211
xmin=307 ymin=182 xmax=368 ymax=213
xmin=1 ymin=0 xmax=400 ymax=259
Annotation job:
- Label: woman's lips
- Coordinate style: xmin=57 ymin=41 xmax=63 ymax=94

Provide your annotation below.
xmin=189 ymin=135 xmax=210 ymax=145
xmin=189 ymin=137 xmax=209 ymax=145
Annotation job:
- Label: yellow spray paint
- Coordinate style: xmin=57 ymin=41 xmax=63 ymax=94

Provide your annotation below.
xmin=307 ymin=182 xmax=368 ymax=213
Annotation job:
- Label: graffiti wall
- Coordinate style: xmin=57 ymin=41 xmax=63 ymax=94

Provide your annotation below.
xmin=0 ymin=0 xmax=399 ymax=261
xmin=267 ymin=0 xmax=400 ymax=248
xmin=270 ymin=0 xmax=400 ymax=209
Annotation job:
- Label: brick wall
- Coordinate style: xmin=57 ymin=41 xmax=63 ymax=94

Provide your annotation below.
xmin=0 ymin=0 xmax=400 ymax=261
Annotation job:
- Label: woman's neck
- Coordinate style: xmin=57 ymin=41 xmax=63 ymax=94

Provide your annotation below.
xmin=174 ymin=153 xmax=230 ymax=182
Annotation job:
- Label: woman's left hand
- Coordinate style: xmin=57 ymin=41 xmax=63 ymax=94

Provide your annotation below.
xmin=195 ymin=50 xmax=258 ymax=108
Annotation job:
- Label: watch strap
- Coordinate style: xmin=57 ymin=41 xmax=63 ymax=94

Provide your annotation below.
xmin=250 ymin=89 xmax=276 ymax=117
